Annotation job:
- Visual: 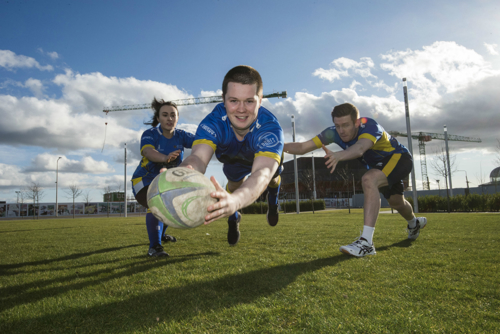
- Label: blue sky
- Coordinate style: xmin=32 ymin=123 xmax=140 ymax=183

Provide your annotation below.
xmin=1 ymin=0 xmax=500 ymax=203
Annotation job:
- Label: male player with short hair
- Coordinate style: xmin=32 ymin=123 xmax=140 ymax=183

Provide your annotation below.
xmin=284 ymin=103 xmax=427 ymax=257
xmin=180 ymin=65 xmax=284 ymax=245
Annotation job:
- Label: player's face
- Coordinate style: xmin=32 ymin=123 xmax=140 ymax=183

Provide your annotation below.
xmin=333 ymin=115 xmax=360 ymax=142
xmin=157 ymin=105 xmax=179 ymax=133
xmin=223 ymin=82 xmax=262 ymax=137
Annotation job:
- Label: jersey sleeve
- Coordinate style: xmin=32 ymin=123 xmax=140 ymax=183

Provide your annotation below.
xmin=313 ymin=126 xmax=338 ymax=148
xmin=193 ymin=112 xmax=220 ymax=152
xmin=359 ymin=121 xmax=383 ymax=144
xmin=140 ymin=129 xmax=156 ymax=155
xmin=253 ymin=122 xmax=284 ymax=165
xmin=181 ymin=130 xmax=195 ymax=149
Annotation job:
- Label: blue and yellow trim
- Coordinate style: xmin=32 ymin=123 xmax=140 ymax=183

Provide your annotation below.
xmin=312 ymin=136 xmax=323 ymax=149
xmin=255 ymin=151 xmax=281 ymax=165
xmin=193 ymin=139 xmax=216 ymax=152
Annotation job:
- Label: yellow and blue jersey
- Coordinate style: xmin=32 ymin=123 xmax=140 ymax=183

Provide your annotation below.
xmin=313 ymin=117 xmax=409 ymax=168
xmin=132 ymin=127 xmax=194 ymax=195
xmin=193 ymin=103 xmax=284 ymax=181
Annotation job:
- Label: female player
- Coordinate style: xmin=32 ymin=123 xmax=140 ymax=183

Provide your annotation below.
xmin=131 ymin=98 xmax=195 ymax=257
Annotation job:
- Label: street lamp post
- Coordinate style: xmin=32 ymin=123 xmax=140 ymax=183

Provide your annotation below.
xmin=436 ymin=180 xmax=441 ymax=197
xmin=15 ymin=191 xmax=20 ymax=203
xmin=56 ymin=157 xmax=62 ymax=217
xmin=457 ymin=170 xmax=470 ymax=196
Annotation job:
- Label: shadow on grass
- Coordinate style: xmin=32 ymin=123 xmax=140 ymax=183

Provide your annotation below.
xmin=377 ymin=238 xmax=413 ymax=252
xmin=0 ymin=244 xmax=145 ymax=272
xmin=0 ymin=251 xmax=220 ymax=315
xmin=1 ymin=254 xmax=347 ymax=333
xmin=0 ymin=226 xmax=78 ymax=234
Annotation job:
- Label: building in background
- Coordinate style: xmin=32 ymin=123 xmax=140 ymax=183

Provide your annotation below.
xmin=281 ymin=157 xmax=410 ymax=200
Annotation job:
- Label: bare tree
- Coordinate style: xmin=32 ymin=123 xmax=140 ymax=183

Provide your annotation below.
xmin=300 ymin=169 xmax=315 ymax=198
xmin=102 ymin=186 xmax=113 ymax=217
xmin=82 ymin=190 xmax=93 ymax=215
xmin=24 ymin=182 xmax=44 ymax=219
xmin=65 ymin=184 xmax=83 ymax=219
xmin=430 ymin=145 xmax=458 ymax=193
xmin=82 ymin=189 xmax=92 ymax=204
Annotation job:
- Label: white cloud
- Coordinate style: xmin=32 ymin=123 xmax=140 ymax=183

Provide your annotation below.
xmin=37 ymin=48 xmax=60 ymax=60
xmin=0 ymin=50 xmax=53 ymax=71
xmin=24 ymin=154 xmax=114 ymax=174
xmin=313 ymin=57 xmax=376 ymax=83
xmin=484 ymin=43 xmax=499 ymax=55
xmin=47 ymin=51 xmax=59 ymax=60
xmin=24 ymin=78 xmax=46 ymax=98
xmin=300 ymin=41 xmax=500 ymax=153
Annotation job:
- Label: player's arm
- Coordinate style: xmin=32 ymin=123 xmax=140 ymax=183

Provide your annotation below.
xmin=204 ymin=156 xmax=278 ymax=224
xmin=323 ymin=138 xmax=374 ymax=173
xmin=283 ymin=139 xmax=318 ymax=155
xmin=142 ymin=147 xmax=181 ymax=164
xmin=179 ymin=143 xmax=214 ymax=174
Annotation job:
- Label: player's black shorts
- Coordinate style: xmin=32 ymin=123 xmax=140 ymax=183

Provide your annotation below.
xmin=372 ymin=152 xmax=413 ymax=199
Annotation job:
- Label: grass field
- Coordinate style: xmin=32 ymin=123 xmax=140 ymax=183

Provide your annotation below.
xmin=0 ymin=210 xmax=499 ymax=333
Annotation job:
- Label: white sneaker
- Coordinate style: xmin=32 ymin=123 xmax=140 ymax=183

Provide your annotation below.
xmin=339 ymin=237 xmax=376 ymax=257
xmin=407 ymin=217 xmax=427 ymax=240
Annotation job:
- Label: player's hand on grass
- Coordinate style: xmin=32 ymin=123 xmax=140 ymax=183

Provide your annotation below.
xmin=322 ymin=144 xmax=339 ymax=173
xmin=204 ymin=176 xmax=238 ymax=225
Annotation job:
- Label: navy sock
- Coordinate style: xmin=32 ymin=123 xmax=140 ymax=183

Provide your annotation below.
xmin=145 ymin=213 xmax=162 ymax=248
xmin=228 ymin=211 xmax=239 ymax=222
xmin=267 ymin=179 xmax=281 ymax=206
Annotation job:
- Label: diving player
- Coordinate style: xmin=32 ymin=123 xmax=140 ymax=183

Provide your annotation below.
xmin=284 ymin=103 xmax=427 ymax=257
xmin=132 ymin=99 xmax=194 ymax=257
xmin=180 ymin=65 xmax=284 ymax=246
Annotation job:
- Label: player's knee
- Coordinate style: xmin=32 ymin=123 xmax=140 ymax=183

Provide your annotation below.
xmin=269 ymin=175 xmax=281 ymax=188
xmin=361 ymin=173 xmax=377 ymax=189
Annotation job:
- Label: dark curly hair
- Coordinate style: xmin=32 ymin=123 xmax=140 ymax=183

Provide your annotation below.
xmin=144 ymin=97 xmax=179 ymax=127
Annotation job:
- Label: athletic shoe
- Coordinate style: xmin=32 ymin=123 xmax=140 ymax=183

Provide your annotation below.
xmin=161 ymin=234 xmax=177 ymax=243
xmin=267 ymin=202 xmax=279 ymax=227
xmin=407 ymin=217 xmax=427 ymax=240
xmin=148 ymin=244 xmax=169 ymax=257
xmin=227 ymin=212 xmax=241 ymax=246
xmin=339 ymin=237 xmax=376 ymax=257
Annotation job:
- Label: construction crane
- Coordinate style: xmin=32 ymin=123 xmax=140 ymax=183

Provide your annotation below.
xmin=103 ymin=91 xmax=287 ymax=113
xmin=388 ymin=131 xmax=482 ymax=190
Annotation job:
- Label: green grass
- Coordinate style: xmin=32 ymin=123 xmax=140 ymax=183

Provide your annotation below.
xmin=0 ymin=211 xmax=499 ymax=333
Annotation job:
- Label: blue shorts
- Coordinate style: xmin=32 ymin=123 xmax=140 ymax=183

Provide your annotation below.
xmin=373 ymin=153 xmax=413 ymax=199
xmin=131 ymin=174 xmax=156 ymax=198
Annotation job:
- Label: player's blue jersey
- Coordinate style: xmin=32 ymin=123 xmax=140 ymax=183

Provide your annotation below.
xmin=132 ymin=127 xmax=194 ymax=193
xmin=193 ymin=103 xmax=284 ymax=180
xmin=312 ymin=117 xmax=409 ymax=168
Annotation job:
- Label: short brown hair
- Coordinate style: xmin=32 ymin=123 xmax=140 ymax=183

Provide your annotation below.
xmin=222 ymin=65 xmax=263 ymax=99
xmin=144 ymin=97 xmax=178 ymax=127
xmin=331 ymin=103 xmax=359 ymax=123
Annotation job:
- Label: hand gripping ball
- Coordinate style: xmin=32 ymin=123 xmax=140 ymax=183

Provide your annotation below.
xmin=147 ymin=167 xmax=217 ymax=229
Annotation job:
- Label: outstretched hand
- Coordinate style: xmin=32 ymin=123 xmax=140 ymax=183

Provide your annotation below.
xmin=204 ymin=176 xmax=239 ymax=225
xmin=322 ymin=144 xmax=339 ymax=173
xmin=166 ymin=149 xmax=181 ymax=163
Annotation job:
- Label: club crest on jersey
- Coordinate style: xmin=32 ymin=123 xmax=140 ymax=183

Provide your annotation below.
xmin=257 ymin=132 xmax=279 ymax=149
xmin=200 ymin=124 xmax=216 ymax=138
xmin=222 ymin=115 xmax=227 ymax=121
